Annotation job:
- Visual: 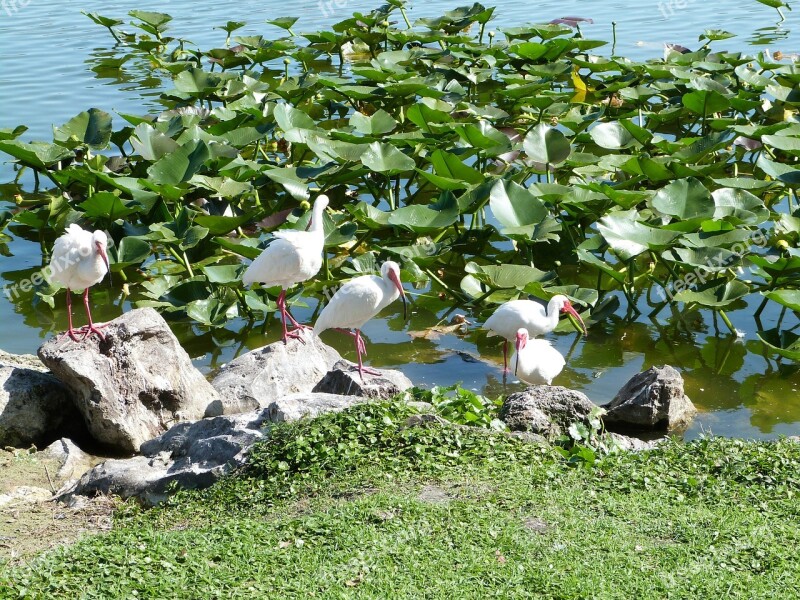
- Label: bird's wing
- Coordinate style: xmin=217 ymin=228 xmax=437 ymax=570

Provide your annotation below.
xmin=50 ymin=227 xmax=91 ymax=288
xmin=242 ymin=238 xmax=301 ymax=287
xmin=315 ymin=275 xmax=382 ymax=332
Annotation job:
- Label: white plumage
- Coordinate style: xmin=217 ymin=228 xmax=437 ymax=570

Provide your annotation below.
xmin=242 ymin=195 xmax=329 ymax=342
xmin=315 ymin=261 xmax=406 ymax=378
xmin=49 ymin=224 xmax=110 ymax=341
xmin=511 ymin=328 xmax=565 ymax=386
xmin=483 ymin=294 xmax=586 ymax=371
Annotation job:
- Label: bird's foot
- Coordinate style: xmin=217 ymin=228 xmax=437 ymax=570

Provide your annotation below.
xmin=57 ymin=328 xmax=84 ymax=343
xmin=80 ymin=324 xmax=107 ymax=341
xmin=357 ymin=365 xmax=383 ymax=380
xmin=282 ymin=328 xmax=307 ymax=344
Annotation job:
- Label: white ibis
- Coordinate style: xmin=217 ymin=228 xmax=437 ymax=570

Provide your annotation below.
xmin=242 ymin=195 xmax=329 ymax=342
xmin=483 ymin=295 xmax=587 ymax=372
xmin=511 ymin=328 xmax=565 ymax=385
xmin=49 ymin=224 xmax=110 ymax=342
xmin=314 ymin=260 xmax=406 ymax=379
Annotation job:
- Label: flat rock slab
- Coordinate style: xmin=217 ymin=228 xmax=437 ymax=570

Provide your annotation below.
xmin=0 ymin=352 xmax=85 ymax=448
xmin=211 ymin=330 xmax=342 ymax=415
xmin=602 ymin=365 xmax=697 ymax=432
xmin=501 ymin=386 xmax=596 ymax=437
xmin=312 ymin=360 xmax=413 ymax=399
xmin=38 ymin=308 xmax=219 ymax=454
xmin=64 ymin=392 xmax=371 ymax=505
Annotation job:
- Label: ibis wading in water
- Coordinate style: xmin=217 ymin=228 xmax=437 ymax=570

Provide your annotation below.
xmin=483 ymin=295 xmax=587 ymax=372
xmin=315 ymin=260 xmax=406 ymax=380
xmin=242 ymin=195 xmax=329 ymax=343
xmin=50 ymin=224 xmax=110 ymax=342
xmin=511 ymin=328 xmax=565 ymax=386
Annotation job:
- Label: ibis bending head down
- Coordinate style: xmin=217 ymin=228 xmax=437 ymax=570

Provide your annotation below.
xmin=49 ymin=224 xmax=110 ymax=342
xmin=483 ymin=295 xmax=586 ymax=372
xmin=511 ymin=328 xmax=565 ymax=386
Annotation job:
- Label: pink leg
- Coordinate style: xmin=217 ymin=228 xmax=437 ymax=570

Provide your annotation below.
xmin=350 ymin=329 xmax=381 ymax=380
xmin=277 ymin=290 xmax=304 ymax=344
xmin=503 ymin=340 xmax=509 ymax=374
xmin=79 ymin=287 xmax=107 ymax=341
xmin=57 ymin=289 xmax=83 ymax=342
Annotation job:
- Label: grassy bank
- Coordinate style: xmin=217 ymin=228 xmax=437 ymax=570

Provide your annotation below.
xmin=2 ymin=401 xmax=800 ymax=599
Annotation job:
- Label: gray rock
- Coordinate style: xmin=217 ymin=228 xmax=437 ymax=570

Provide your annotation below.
xmin=211 ymin=330 xmax=342 ymax=415
xmin=500 ymin=385 xmax=597 ymax=437
xmin=63 ymin=391 xmax=375 ymax=505
xmin=312 ymin=360 xmax=413 ymax=398
xmin=267 ymin=392 xmax=367 ymax=423
xmin=602 ymin=366 xmax=697 ymax=431
xmin=0 ymin=352 xmax=85 ymax=448
xmin=607 ymin=432 xmax=662 ymax=451
xmin=65 ymin=410 xmax=270 ymax=505
xmin=38 ymin=308 xmax=219 ymax=454
xmin=43 ymin=438 xmax=100 ymax=483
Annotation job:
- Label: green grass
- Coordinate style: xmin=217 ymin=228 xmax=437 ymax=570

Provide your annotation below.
xmin=2 ymin=400 xmax=800 ymax=599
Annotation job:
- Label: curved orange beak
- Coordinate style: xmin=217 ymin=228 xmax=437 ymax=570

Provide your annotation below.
xmin=96 ymin=241 xmax=111 ymax=285
xmin=388 ymin=269 xmax=407 ymax=320
xmin=560 ymin=301 xmax=587 ymax=336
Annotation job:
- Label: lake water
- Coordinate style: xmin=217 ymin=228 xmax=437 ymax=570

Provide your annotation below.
xmin=0 ymin=0 xmax=799 ymax=439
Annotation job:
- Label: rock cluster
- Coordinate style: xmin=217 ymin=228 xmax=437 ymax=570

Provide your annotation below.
xmin=3 ymin=306 xmax=696 ymax=506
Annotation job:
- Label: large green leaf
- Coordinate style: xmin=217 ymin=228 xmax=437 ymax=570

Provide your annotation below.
xmin=464 ymin=262 xmax=550 ymax=289
xmin=360 ymin=142 xmax=415 ymax=173
xmin=53 ymin=108 xmax=112 ymax=149
xmin=147 ymin=140 xmax=210 ymax=185
xmin=651 ymin=177 xmax=714 ymax=221
xmin=387 ymin=197 xmax=459 ymax=234
xmin=488 ymin=180 xmax=548 ymax=228
xmin=349 ymin=109 xmax=397 ymax=135
xmin=523 ymin=124 xmax=571 ymax=165
xmin=0 ymin=140 xmax=72 ymax=168
xmin=673 ymin=278 xmax=750 ymax=308
xmin=589 ymin=121 xmax=637 ymax=150
xmin=79 ymin=192 xmax=139 ymax=220
xmin=758 ymin=328 xmax=800 ymax=361
xmin=764 ymin=289 xmax=800 ymax=312
xmin=130 ymin=123 xmax=179 ymax=161
xmin=596 ymin=210 xmax=682 ymax=260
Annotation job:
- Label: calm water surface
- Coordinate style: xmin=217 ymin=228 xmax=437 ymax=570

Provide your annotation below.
xmin=1 ymin=1 xmax=799 ymax=439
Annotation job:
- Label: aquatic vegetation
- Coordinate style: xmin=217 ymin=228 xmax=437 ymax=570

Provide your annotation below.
xmin=0 ymin=2 xmax=798 ymax=358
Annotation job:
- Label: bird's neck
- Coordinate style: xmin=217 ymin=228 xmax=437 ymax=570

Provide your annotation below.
xmin=308 ymin=205 xmax=325 ymax=235
xmin=546 ymin=299 xmax=561 ymax=330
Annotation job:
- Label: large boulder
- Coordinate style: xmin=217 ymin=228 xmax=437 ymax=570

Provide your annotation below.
xmin=602 ymin=365 xmax=697 ymax=431
xmin=0 ymin=351 xmax=85 ymax=448
xmin=500 ymin=386 xmax=596 ymax=437
xmin=312 ymin=360 xmax=413 ymax=399
xmin=210 ymin=330 xmax=342 ymax=415
xmin=267 ymin=392 xmax=367 ymax=423
xmin=38 ymin=308 xmax=219 ymax=454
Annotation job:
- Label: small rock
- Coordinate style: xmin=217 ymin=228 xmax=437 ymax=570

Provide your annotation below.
xmin=312 ymin=360 xmax=412 ymax=398
xmin=38 ymin=308 xmax=220 ymax=454
xmin=0 ymin=486 xmax=53 ymax=507
xmin=211 ymin=330 xmax=342 ymax=415
xmin=607 ymin=432 xmax=662 ymax=451
xmin=522 ymin=516 xmax=548 ymax=533
xmin=500 ymin=386 xmax=596 ymax=437
xmin=43 ymin=438 xmax=100 ymax=483
xmin=602 ymin=366 xmax=697 ymax=431
xmin=267 ymin=392 xmax=367 ymax=423
xmin=0 ymin=353 xmax=85 ymax=448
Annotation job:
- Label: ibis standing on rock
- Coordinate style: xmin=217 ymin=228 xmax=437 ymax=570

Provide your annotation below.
xmin=483 ymin=295 xmax=587 ymax=372
xmin=242 ymin=195 xmax=329 ymax=343
xmin=49 ymin=223 xmax=110 ymax=342
xmin=314 ymin=260 xmax=407 ymax=380
xmin=511 ymin=328 xmax=565 ymax=386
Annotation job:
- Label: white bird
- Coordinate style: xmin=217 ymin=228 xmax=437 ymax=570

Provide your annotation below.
xmin=315 ymin=260 xmax=407 ymax=379
xmin=483 ymin=295 xmax=587 ymax=372
xmin=511 ymin=328 xmax=565 ymax=386
xmin=49 ymin=224 xmax=110 ymax=342
xmin=242 ymin=195 xmax=329 ymax=343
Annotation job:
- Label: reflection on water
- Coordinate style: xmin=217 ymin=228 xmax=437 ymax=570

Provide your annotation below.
xmin=1 ymin=0 xmax=800 ymax=439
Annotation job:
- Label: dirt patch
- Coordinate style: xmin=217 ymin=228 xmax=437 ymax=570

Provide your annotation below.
xmin=0 ymin=448 xmax=115 ymax=565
